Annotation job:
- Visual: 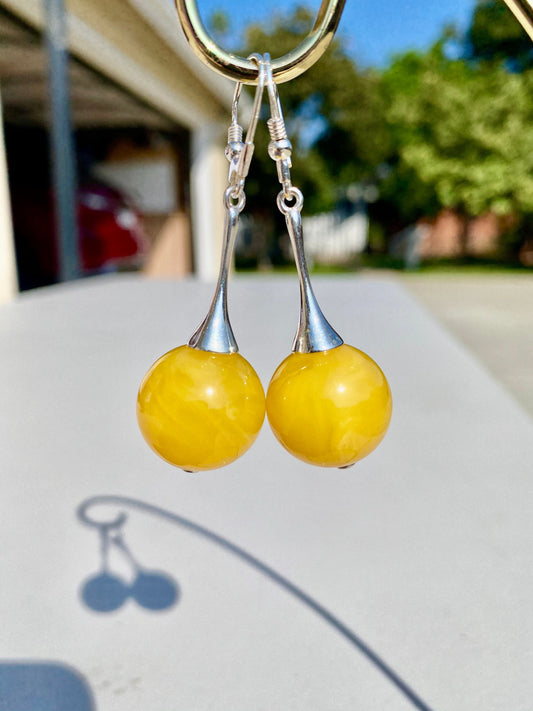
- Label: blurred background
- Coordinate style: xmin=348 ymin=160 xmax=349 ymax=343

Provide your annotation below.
xmin=2 ymin=0 xmax=533 ymax=296
xmin=0 ymin=0 xmax=532 ymax=410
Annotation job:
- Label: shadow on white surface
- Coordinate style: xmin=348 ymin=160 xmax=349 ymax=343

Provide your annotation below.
xmin=78 ymin=495 xmax=436 ymax=711
xmin=0 ymin=662 xmax=95 ymax=711
xmin=79 ymin=513 xmax=179 ymax=613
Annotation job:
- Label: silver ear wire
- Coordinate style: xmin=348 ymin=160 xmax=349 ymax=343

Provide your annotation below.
xmin=189 ymin=57 xmax=266 ymax=354
xmin=263 ymin=54 xmax=343 ymax=354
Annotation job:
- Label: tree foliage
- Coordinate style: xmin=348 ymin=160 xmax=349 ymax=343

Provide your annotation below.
xmin=380 ymin=42 xmax=533 ymax=225
xmin=240 ymin=7 xmax=389 ymax=213
xmin=466 ymin=0 xmax=533 ymax=69
xmin=214 ymin=1 xmax=533 ymax=259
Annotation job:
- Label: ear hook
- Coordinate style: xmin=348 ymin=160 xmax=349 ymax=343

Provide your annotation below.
xmin=225 ymin=54 xmax=266 ymax=196
xmin=175 ymin=0 xmax=346 ymax=84
xmin=187 ymin=55 xmax=266 ymax=355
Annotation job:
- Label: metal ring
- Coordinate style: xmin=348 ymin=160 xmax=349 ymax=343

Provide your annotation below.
xmin=175 ymin=0 xmax=346 ymax=84
xmin=277 ymin=187 xmax=304 ymax=214
xmin=224 ymin=186 xmax=246 ymax=212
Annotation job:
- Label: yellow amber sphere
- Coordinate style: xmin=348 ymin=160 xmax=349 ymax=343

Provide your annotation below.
xmin=266 ymin=344 xmax=392 ymax=468
xmin=137 ymin=345 xmax=265 ymax=471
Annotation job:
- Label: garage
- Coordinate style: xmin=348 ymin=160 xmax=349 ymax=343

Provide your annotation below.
xmin=0 ymin=0 xmax=233 ymax=298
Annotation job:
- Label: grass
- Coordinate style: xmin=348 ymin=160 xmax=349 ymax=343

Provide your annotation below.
xmin=235 ymin=254 xmax=533 ymax=275
xmin=358 ymin=254 xmax=533 ymax=274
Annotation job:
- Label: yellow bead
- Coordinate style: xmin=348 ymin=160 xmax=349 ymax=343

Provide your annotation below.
xmin=266 ymin=344 xmax=392 ymax=468
xmin=137 ymin=345 xmax=265 ymax=471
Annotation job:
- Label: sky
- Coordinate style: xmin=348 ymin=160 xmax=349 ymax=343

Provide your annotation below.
xmin=194 ymin=0 xmax=477 ymax=67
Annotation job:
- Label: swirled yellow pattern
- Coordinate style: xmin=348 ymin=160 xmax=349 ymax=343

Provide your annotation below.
xmin=266 ymin=344 xmax=392 ymax=468
xmin=137 ymin=345 xmax=265 ymax=471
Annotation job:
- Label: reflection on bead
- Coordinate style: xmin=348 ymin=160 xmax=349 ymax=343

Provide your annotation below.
xmin=137 ymin=345 xmax=265 ymax=471
xmin=266 ymin=344 xmax=392 ymax=468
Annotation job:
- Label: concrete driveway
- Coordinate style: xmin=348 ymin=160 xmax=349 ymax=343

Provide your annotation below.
xmin=401 ymin=273 xmax=533 ymax=417
xmin=1 ymin=273 xmax=532 ymax=710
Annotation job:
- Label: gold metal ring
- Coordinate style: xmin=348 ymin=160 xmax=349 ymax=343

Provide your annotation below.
xmin=176 ymin=0 xmax=532 ymax=85
xmin=175 ymin=0 xmax=346 ymax=84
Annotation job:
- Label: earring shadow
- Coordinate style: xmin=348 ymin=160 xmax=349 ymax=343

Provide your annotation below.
xmin=131 ymin=571 xmax=180 ymax=611
xmin=80 ymin=572 xmax=130 ymax=613
xmin=78 ymin=495 xmax=435 ymax=711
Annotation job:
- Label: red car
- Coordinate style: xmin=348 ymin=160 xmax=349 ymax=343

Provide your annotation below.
xmin=12 ymin=181 xmax=149 ymax=289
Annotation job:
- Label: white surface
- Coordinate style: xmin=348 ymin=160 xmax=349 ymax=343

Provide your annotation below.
xmin=0 ymin=274 xmax=532 ymax=710
xmin=403 ymin=274 xmax=533 ymax=416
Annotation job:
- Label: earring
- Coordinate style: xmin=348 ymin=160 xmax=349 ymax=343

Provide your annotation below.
xmin=137 ymin=62 xmax=267 ymax=472
xmin=261 ymin=56 xmax=393 ymax=468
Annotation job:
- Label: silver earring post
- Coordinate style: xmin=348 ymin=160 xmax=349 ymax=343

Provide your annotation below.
xmin=189 ymin=57 xmax=266 ymax=354
xmin=263 ymin=54 xmax=343 ymax=354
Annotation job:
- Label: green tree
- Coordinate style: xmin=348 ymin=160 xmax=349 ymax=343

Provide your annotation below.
xmin=466 ymin=0 xmax=533 ymax=70
xmin=379 ymin=40 xmax=533 ymax=250
xmin=240 ymin=7 xmax=389 ymax=214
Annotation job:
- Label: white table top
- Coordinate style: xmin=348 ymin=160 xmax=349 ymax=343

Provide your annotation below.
xmin=0 ymin=274 xmax=532 ymax=711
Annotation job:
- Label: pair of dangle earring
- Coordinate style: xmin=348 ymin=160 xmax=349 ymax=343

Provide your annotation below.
xmin=137 ymin=55 xmax=392 ymax=472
